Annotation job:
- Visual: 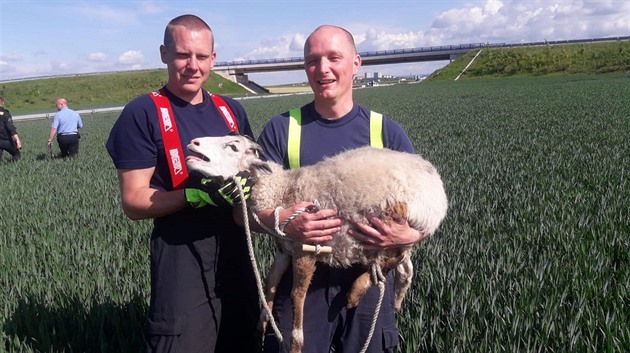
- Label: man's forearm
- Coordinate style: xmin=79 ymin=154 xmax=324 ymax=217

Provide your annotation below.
xmin=48 ymin=128 xmax=57 ymax=142
xmin=122 ymin=188 xmax=188 ymax=220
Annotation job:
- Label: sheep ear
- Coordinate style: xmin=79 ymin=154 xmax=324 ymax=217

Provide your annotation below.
xmin=251 ymin=160 xmax=273 ymax=175
xmin=247 ymin=144 xmax=265 ymax=159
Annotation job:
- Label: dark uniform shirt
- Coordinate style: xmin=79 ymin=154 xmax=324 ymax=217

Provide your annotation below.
xmin=0 ymin=107 xmax=17 ymax=141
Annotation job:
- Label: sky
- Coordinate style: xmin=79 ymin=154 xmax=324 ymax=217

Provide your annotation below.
xmin=1 ymin=0 xmax=629 ymax=86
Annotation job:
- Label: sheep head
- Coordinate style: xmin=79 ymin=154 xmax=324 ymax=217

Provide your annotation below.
xmin=186 ymin=134 xmax=271 ymax=179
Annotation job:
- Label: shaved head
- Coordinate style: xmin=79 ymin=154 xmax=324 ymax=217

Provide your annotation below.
xmin=164 ymin=14 xmax=214 ymax=51
xmin=305 ymin=25 xmax=357 ymax=57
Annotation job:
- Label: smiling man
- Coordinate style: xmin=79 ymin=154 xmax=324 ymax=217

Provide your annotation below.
xmin=256 ymin=25 xmax=428 ymax=353
xmin=106 ymin=14 xmax=260 ymax=353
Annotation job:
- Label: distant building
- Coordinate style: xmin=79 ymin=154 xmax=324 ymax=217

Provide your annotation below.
xmin=363 ymin=72 xmax=384 ymax=79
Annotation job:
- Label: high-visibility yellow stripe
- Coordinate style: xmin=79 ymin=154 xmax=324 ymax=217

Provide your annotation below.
xmin=287 ymin=108 xmax=302 ymax=170
xmin=288 ymin=108 xmax=383 ymax=169
xmin=370 ymin=111 xmax=384 ymax=148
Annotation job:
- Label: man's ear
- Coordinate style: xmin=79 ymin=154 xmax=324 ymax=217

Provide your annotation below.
xmin=159 ymin=45 xmax=168 ymax=64
xmin=353 ymin=54 xmax=362 ymax=75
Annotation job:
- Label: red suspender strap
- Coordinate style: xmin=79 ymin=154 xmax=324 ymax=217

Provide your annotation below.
xmin=210 ymin=94 xmax=239 ymax=132
xmin=149 ymin=90 xmax=188 ymax=190
xmin=148 ymin=91 xmax=240 ymax=189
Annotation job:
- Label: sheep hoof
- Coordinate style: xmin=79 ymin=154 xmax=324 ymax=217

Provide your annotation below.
xmin=257 ymin=312 xmax=270 ymax=334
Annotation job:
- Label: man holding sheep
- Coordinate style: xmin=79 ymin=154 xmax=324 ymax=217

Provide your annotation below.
xmin=106 ymin=14 xmax=260 ymax=353
xmin=256 ymin=25 xmax=429 ymax=353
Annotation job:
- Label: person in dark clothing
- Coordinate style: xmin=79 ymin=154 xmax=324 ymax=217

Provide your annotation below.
xmin=0 ymin=96 xmax=22 ymax=162
xmin=255 ymin=25 xmax=429 ymax=353
xmin=106 ymin=14 xmax=260 ymax=353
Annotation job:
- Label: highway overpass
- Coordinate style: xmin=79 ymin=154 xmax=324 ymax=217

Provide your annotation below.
xmin=213 ymin=43 xmax=478 ymax=77
xmin=213 ymin=36 xmax=630 ymax=81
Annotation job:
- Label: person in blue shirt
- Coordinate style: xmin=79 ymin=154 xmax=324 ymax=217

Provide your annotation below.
xmin=47 ymin=98 xmax=83 ymax=157
xmin=255 ymin=25 xmax=430 ymax=353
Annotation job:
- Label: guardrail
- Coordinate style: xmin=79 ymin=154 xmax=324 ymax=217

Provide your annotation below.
xmin=214 ymin=36 xmax=629 ymax=67
xmin=13 ymin=107 xmax=125 ymax=122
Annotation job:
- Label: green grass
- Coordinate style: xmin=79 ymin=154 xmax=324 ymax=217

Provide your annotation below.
xmin=2 ymin=73 xmax=629 ymax=352
xmin=428 ymin=40 xmax=630 ymax=81
xmin=0 ymin=70 xmax=247 ymax=115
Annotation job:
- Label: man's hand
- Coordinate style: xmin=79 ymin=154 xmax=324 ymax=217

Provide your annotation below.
xmin=280 ymin=202 xmax=343 ymax=243
xmin=349 ymin=214 xmax=429 ymax=250
xmin=185 ymin=170 xmax=254 ymax=208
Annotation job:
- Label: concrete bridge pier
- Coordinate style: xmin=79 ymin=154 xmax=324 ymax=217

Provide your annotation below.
xmin=449 ymin=53 xmax=463 ymax=62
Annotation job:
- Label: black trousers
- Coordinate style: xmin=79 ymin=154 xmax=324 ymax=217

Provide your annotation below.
xmin=0 ymin=139 xmax=20 ymax=162
xmin=57 ymin=134 xmax=80 ymax=157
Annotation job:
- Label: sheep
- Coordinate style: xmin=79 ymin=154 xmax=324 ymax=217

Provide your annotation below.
xmin=186 ymin=134 xmax=448 ymax=353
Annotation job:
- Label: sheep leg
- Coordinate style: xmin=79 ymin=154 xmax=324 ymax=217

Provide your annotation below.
xmin=258 ymin=250 xmax=292 ymax=334
xmin=346 ymin=254 xmax=406 ymax=309
xmin=393 ymin=252 xmax=413 ymax=311
xmin=290 ymin=252 xmax=316 ymax=353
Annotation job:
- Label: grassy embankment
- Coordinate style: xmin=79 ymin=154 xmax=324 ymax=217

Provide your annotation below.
xmin=0 ymin=69 xmax=247 ymax=115
xmin=428 ymin=39 xmax=630 ymax=81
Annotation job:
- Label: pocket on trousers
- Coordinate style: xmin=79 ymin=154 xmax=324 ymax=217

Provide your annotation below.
xmin=382 ymin=323 xmax=400 ymax=350
xmin=145 ymin=314 xmax=185 ymax=335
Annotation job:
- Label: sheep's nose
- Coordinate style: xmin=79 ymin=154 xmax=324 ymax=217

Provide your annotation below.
xmin=191 ymin=139 xmax=200 ymax=146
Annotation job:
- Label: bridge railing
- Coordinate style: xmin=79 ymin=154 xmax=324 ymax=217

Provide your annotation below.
xmin=215 ymin=43 xmax=487 ymax=67
xmin=215 ymin=56 xmax=304 ymax=67
xmin=214 ymin=36 xmax=629 ymax=68
xmin=359 ymin=43 xmax=486 ymax=58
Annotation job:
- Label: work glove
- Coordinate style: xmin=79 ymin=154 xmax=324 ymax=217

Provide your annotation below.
xmin=185 ymin=170 xmax=254 ymax=208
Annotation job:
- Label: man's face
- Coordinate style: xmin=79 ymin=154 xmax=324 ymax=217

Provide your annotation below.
xmin=160 ymin=25 xmax=216 ymax=101
xmin=304 ymin=27 xmax=360 ymax=105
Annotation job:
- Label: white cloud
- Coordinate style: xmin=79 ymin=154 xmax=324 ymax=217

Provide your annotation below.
xmin=0 ymin=61 xmax=15 ymax=75
xmin=428 ymin=0 xmax=629 ymax=43
xmin=87 ymin=52 xmax=107 ymax=62
xmin=0 ymin=53 xmax=24 ymax=62
xmin=289 ymin=33 xmax=307 ymax=52
xmin=49 ymin=60 xmax=73 ymax=75
xmin=357 ymin=28 xmax=434 ymax=51
xmin=235 ymin=33 xmax=307 ymax=61
xmin=117 ymin=50 xmax=144 ymax=65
